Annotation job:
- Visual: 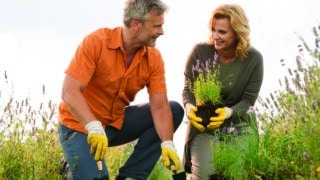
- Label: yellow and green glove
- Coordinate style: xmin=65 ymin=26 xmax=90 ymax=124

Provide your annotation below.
xmin=85 ymin=120 xmax=108 ymax=161
xmin=161 ymin=141 xmax=180 ymax=172
xmin=185 ymin=103 xmax=205 ymax=132
xmin=207 ymin=107 xmax=233 ymax=129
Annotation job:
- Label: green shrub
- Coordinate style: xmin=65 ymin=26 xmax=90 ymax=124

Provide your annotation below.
xmin=0 ymin=82 xmax=63 ymax=179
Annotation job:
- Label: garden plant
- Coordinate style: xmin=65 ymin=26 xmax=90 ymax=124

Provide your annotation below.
xmin=189 ymin=51 xmax=224 ymax=126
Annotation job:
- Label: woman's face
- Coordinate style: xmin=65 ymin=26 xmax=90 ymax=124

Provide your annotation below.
xmin=211 ymin=18 xmax=237 ymax=51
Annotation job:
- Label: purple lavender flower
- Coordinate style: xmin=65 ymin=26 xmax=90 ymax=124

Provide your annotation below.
xmin=214 ymin=51 xmax=219 ymax=61
xmin=205 ymin=59 xmax=210 ymax=73
xmin=191 ymin=51 xmax=220 ymax=76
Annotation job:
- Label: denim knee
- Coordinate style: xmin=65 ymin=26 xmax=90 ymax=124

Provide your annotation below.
xmin=169 ymin=100 xmax=184 ymax=130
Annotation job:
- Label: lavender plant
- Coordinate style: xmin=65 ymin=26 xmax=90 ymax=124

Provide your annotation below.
xmin=190 ymin=51 xmax=222 ymax=106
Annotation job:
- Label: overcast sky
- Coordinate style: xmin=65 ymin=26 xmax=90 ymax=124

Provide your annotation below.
xmin=1 ymin=0 xmax=320 ymax=101
xmin=1 ymin=0 xmax=320 ymax=156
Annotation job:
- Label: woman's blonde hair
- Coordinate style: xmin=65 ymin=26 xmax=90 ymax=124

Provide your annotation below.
xmin=209 ymin=4 xmax=251 ymax=60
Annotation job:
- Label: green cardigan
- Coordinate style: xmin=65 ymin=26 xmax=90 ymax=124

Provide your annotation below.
xmin=182 ymin=42 xmax=264 ymax=172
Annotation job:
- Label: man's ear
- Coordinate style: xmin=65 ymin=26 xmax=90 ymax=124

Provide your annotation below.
xmin=130 ymin=18 xmax=142 ymax=31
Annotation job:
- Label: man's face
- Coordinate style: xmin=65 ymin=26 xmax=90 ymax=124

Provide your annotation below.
xmin=137 ymin=10 xmax=164 ymax=47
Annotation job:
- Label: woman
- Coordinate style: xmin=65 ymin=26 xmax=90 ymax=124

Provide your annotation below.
xmin=182 ymin=4 xmax=264 ymax=179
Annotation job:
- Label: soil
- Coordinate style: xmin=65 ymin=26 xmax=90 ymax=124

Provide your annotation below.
xmin=195 ymin=102 xmax=225 ymax=127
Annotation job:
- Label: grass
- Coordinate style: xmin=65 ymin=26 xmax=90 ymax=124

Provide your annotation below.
xmin=1 ymin=24 xmax=320 ymax=179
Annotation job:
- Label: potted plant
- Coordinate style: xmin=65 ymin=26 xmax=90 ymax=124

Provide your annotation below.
xmin=189 ymin=52 xmax=225 ymax=127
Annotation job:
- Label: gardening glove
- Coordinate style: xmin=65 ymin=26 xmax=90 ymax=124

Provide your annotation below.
xmin=207 ymin=107 xmax=233 ymax=129
xmin=186 ymin=103 xmax=205 ymax=132
xmin=161 ymin=141 xmax=180 ymax=172
xmin=85 ymin=120 xmax=108 ymax=161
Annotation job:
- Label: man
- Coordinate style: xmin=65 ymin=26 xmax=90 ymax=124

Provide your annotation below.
xmin=58 ymin=0 xmax=184 ymax=179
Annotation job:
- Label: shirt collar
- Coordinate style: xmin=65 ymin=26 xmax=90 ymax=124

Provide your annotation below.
xmin=108 ymin=27 xmax=147 ymax=55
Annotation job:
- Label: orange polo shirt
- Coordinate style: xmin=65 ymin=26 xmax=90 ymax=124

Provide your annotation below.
xmin=58 ymin=27 xmax=167 ymax=133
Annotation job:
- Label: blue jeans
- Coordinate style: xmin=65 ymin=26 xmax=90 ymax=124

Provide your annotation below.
xmin=59 ymin=101 xmax=184 ymax=180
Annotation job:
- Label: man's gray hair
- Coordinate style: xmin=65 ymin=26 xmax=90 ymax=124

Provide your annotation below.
xmin=123 ymin=0 xmax=168 ymax=27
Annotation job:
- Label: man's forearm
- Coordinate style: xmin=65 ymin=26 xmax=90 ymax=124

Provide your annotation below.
xmin=63 ymin=90 xmax=96 ymax=126
xmin=151 ymin=106 xmax=174 ymax=141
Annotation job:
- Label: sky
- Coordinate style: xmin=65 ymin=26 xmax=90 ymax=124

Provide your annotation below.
xmin=1 ymin=0 xmax=320 ymax=157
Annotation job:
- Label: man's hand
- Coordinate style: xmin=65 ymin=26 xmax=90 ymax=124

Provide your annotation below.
xmin=186 ymin=103 xmax=205 ymax=132
xmin=161 ymin=141 xmax=180 ymax=172
xmin=207 ymin=107 xmax=233 ymax=129
xmin=85 ymin=120 xmax=108 ymax=161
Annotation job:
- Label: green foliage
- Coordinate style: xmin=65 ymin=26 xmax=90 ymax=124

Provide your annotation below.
xmin=0 ymin=83 xmax=63 ymax=179
xmin=107 ymin=141 xmax=177 ymax=179
xmin=255 ymin=25 xmax=320 ymax=179
xmin=148 ymin=161 xmax=173 ymax=180
xmin=212 ymin=120 xmax=260 ymax=180
xmin=193 ymin=71 xmax=222 ymax=105
xmin=106 ymin=143 xmax=135 ymax=178
xmin=190 ymin=54 xmax=222 ymax=105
